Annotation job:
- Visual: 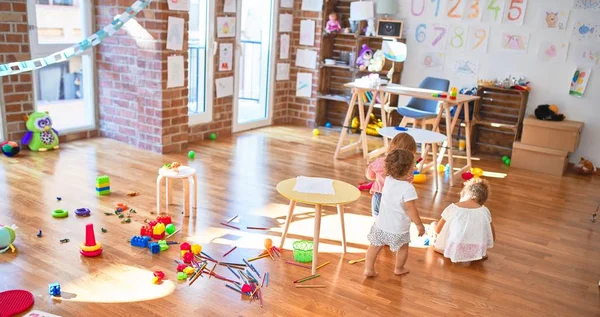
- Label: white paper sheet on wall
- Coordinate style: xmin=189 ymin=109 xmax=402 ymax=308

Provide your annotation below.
xmin=500 ymin=32 xmax=530 ymax=53
xmin=536 ymin=8 xmax=570 ymax=30
xmin=295 ymin=48 xmax=317 ymax=69
xmin=299 ymin=20 xmax=316 ymax=46
xmin=301 ymin=0 xmax=322 ymax=12
xmin=167 ymin=55 xmax=184 ymax=88
xmin=420 ymin=52 xmax=445 ymax=71
xmin=279 ymin=14 xmax=293 ymax=32
xmin=280 ymin=34 xmax=290 ymax=59
xmin=224 ymin=0 xmax=236 ymax=13
xmin=217 ymin=17 xmax=236 ymax=38
xmin=167 ymin=0 xmax=190 ymax=11
xmin=296 ymin=72 xmax=313 ymax=97
xmin=281 ymin=0 xmax=293 ymax=8
xmin=276 ymin=63 xmax=290 ymax=81
xmin=216 ymin=76 xmax=234 ymax=98
xmin=569 ymin=67 xmax=592 ymax=97
xmin=166 ymin=17 xmax=184 ymax=51
xmin=571 ymin=20 xmax=600 ymax=42
xmin=537 ymin=40 xmax=569 ymax=63
xmin=467 ymin=25 xmax=490 ymax=53
xmin=219 ymin=43 xmax=233 ymax=71
xmin=573 ymin=0 xmax=600 ymax=11
xmin=452 ymin=59 xmax=479 ymax=78
xmin=571 ymin=44 xmax=600 ymax=68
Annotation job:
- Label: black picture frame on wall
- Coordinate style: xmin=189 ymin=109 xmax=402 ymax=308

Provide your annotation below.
xmin=376 ymin=20 xmax=403 ymax=39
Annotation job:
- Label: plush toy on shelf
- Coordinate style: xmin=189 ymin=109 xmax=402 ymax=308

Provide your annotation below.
xmin=364 ymin=19 xmax=376 ymax=36
xmin=534 ymin=104 xmax=565 ymax=121
xmin=21 ymin=111 xmax=59 ymax=151
xmin=356 ymin=44 xmax=373 ymax=71
xmin=325 ymin=12 xmax=342 ymax=34
xmin=367 ymin=50 xmax=385 ymax=72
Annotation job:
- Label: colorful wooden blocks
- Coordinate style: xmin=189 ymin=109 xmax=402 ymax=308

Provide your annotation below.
xmin=96 ymin=175 xmax=110 ymax=195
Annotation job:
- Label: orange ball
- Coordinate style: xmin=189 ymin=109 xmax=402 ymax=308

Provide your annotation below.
xmin=264 ymin=238 xmax=273 ymax=249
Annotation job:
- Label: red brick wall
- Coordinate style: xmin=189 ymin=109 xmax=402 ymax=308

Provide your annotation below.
xmin=0 ymin=0 xmax=34 ymax=142
xmin=95 ymin=0 xmax=189 ymax=153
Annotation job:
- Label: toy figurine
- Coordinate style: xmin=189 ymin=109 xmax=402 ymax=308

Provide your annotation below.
xmin=449 ymin=87 xmax=458 ymax=100
xmin=356 ymin=44 xmax=373 ymax=71
xmin=325 ymin=13 xmax=341 ymax=34
xmin=364 ymin=18 xmax=376 ymax=36
xmin=21 ymin=111 xmax=59 ymax=152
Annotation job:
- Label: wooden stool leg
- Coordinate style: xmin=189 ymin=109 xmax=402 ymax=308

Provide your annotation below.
xmin=279 ymin=200 xmax=297 ymax=249
xmin=156 ymin=175 xmax=163 ymax=214
xmin=183 ymin=178 xmax=190 ymax=217
xmin=193 ymin=173 xmax=198 ymax=210
xmin=337 ymin=204 xmax=347 ymax=254
xmin=433 ymin=142 xmax=439 ymax=192
xmin=166 ymin=178 xmax=173 ymax=209
xmin=312 ymin=204 xmax=323 ymax=275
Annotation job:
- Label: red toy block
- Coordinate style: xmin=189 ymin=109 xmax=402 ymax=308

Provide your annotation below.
xmin=140 ymin=225 xmax=154 ymax=237
xmin=148 ymin=220 xmax=158 ymax=227
xmin=152 ymin=232 xmax=165 ymax=240
xmin=177 ymin=264 xmax=188 ymax=272
xmin=156 ymin=215 xmax=172 ymax=225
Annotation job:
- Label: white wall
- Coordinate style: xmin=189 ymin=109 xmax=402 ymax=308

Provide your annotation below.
xmin=396 ymin=0 xmax=599 ymax=164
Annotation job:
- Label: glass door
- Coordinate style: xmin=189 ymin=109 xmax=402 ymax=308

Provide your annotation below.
xmin=27 ymin=0 xmax=95 ymax=133
xmin=188 ymin=0 xmax=214 ymax=125
xmin=232 ymin=0 xmax=276 ymax=132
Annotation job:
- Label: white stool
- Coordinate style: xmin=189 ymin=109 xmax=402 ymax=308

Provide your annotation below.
xmin=156 ymin=166 xmax=197 ymax=217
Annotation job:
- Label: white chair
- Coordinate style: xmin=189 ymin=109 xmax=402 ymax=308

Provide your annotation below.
xmin=156 ymin=166 xmax=197 ymax=217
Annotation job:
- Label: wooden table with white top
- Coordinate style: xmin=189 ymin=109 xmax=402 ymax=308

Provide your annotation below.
xmin=335 ymin=83 xmax=480 ymax=186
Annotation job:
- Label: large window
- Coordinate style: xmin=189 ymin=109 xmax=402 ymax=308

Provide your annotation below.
xmin=188 ymin=0 xmax=214 ymax=125
xmin=28 ymin=0 xmax=95 ymax=132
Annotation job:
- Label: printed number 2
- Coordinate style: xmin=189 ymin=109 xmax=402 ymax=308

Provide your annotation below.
xmin=416 ymin=24 xmax=427 ymax=42
xmin=487 ymin=0 xmax=501 ymax=21
xmin=448 ymin=0 xmax=463 ymax=19
xmin=507 ymin=0 xmax=523 ymax=21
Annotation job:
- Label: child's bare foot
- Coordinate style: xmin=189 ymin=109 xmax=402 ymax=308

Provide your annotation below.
xmin=394 ymin=267 xmax=410 ymax=275
xmin=363 ymin=270 xmax=378 ymax=277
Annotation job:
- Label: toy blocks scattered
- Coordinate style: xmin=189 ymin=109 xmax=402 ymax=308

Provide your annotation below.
xmin=148 ymin=242 xmax=160 ymax=254
xmin=158 ymin=240 xmax=168 ymax=251
xmin=48 ymin=282 xmax=61 ymax=296
xmin=96 ymin=175 xmax=110 ymax=195
xmin=156 ymin=215 xmax=172 ymax=225
xmin=130 ymin=235 xmax=151 ymax=248
xmin=153 ymin=223 xmax=165 ymax=240
xmin=177 ymin=272 xmax=187 ymax=280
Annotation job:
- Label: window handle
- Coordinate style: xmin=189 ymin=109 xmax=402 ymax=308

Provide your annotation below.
xmin=213 ymin=41 xmax=218 ymax=56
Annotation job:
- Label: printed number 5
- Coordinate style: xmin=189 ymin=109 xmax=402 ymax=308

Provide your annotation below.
xmin=507 ymin=0 xmax=523 ymax=21
xmin=416 ymin=24 xmax=427 ymax=43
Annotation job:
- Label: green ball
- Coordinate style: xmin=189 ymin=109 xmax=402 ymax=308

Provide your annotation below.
xmin=504 ymin=158 xmax=511 ymax=166
xmin=188 ymin=151 xmax=195 ymax=159
xmin=165 ymin=224 xmax=176 ymax=235
xmin=502 ymin=155 xmax=509 ymax=162
xmin=209 ymin=133 xmax=217 ymax=141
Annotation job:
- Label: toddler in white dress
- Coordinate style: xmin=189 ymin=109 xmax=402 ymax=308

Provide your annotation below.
xmin=433 ymin=178 xmax=496 ymax=262
xmin=364 ymin=149 xmax=425 ymax=277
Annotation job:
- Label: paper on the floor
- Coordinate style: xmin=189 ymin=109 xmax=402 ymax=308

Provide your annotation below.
xmin=293 ymin=176 xmax=335 ymax=195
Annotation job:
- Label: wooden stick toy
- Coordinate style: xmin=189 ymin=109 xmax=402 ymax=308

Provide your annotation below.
xmin=245 ymin=269 xmax=258 ymax=282
xmin=348 ymin=258 xmax=366 ymax=264
xmin=316 ymin=261 xmax=330 ymax=270
xmin=226 ymin=215 xmax=238 ymax=223
xmin=223 ymin=246 xmax=237 ymax=257
xmin=188 ymin=269 xmax=203 ymax=286
xmin=208 ymin=262 xmax=218 ymax=279
xmin=220 ymin=222 xmax=240 ymax=230
xmin=226 ymin=284 xmax=242 ymax=294
xmin=266 ymin=272 xmax=269 ymax=287
xmin=295 ymin=284 xmax=326 ymax=288
xmin=201 ymin=251 xmax=216 ymax=260
xmin=219 ymin=261 xmax=246 ymax=267
xmin=285 ymin=261 xmax=311 ymax=269
xmin=248 ymin=254 xmax=269 ymax=262
xmin=165 ymin=229 xmax=181 ymax=239
xmin=227 ymin=265 xmax=240 ymax=279
xmin=293 ymin=274 xmax=320 ymax=284
xmin=249 ymin=263 xmax=261 ymax=278
xmin=247 ymin=226 xmax=269 ymax=230
xmin=258 ymin=288 xmax=264 ymax=307
xmin=260 ymin=273 xmax=266 ymax=288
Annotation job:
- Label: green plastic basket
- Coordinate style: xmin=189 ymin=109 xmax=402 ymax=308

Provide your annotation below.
xmin=292 ymin=240 xmax=313 ymax=263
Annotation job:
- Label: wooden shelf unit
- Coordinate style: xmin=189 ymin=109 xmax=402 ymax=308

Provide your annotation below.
xmin=315 ymin=0 xmax=404 ymax=127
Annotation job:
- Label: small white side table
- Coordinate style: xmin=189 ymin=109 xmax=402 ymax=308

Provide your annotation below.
xmin=156 ymin=166 xmax=197 ymax=217
xmin=378 ymin=127 xmax=447 ymax=191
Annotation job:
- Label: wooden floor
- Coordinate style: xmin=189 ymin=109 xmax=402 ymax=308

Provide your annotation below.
xmin=1 ymin=126 xmax=599 ymax=317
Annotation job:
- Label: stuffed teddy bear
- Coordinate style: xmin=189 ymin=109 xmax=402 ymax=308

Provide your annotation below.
xmin=367 ymin=50 xmax=385 ymax=72
xmin=576 ymin=157 xmax=596 ymax=175
xmin=534 ymin=104 xmax=565 ymax=121
xmin=356 ymin=44 xmax=373 ymax=71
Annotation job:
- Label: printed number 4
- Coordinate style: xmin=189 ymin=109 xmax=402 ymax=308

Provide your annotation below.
xmin=507 ymin=0 xmax=523 ymax=21
xmin=487 ymin=0 xmax=501 ymax=21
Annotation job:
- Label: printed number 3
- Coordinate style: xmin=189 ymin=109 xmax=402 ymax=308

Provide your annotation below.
xmin=507 ymin=0 xmax=523 ymax=21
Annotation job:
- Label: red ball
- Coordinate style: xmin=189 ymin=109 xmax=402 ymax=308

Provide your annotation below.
xmin=183 ymin=252 xmax=194 ymax=263
xmin=461 ymin=172 xmax=474 ymax=180
xmin=241 ymin=284 xmax=253 ymax=293
xmin=180 ymin=242 xmax=191 ymax=251
xmin=177 ymin=264 xmax=188 ymax=272
xmin=153 ymin=271 xmax=165 ymax=279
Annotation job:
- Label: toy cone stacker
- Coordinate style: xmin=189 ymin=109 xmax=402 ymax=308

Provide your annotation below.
xmin=80 ymin=224 xmax=103 ymax=257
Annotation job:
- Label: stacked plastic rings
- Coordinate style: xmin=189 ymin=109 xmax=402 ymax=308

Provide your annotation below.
xmin=52 ymin=209 xmax=68 ymax=218
xmin=75 ymin=208 xmax=91 ymax=217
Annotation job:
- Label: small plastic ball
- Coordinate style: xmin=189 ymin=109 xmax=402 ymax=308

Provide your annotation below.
xmin=183 ymin=252 xmax=194 ymax=263
xmin=325 ymin=122 xmax=332 ymax=128
xmin=180 ymin=242 xmax=191 ymax=251
xmin=504 ymin=158 xmax=511 ymax=166
xmin=413 ymin=174 xmax=427 ymax=183
xmin=165 ymin=224 xmax=176 ymax=235
xmin=502 ymin=155 xmax=509 ymax=162
xmin=209 ymin=133 xmax=217 ymax=140
xmin=1 ymin=141 xmax=20 ymax=157
xmin=264 ymin=238 xmax=273 ymax=249
xmin=312 ymin=129 xmax=320 ymax=136
xmin=241 ymin=284 xmax=253 ymax=293
xmin=188 ymin=151 xmax=195 ymax=159
xmin=471 ymin=167 xmax=484 ymax=177
xmin=438 ymin=164 xmax=445 ymax=173
xmin=444 ymin=164 xmax=451 ymax=173
xmin=462 ymin=171 xmax=474 ymax=180
xmin=191 ymin=244 xmax=202 ymax=255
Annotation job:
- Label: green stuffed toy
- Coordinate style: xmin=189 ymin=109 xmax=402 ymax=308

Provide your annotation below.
xmin=21 ymin=111 xmax=60 ymax=151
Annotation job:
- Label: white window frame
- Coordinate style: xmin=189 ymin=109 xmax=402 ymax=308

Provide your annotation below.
xmin=0 ymin=88 xmax=6 ymax=142
xmin=188 ymin=0 xmax=215 ymax=126
xmin=26 ymin=0 xmax=96 ymax=134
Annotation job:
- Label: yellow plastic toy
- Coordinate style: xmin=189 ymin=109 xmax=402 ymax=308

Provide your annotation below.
xmin=312 ymin=129 xmax=320 ymax=136
xmin=191 ymin=244 xmax=202 ymax=255
xmin=471 ymin=167 xmax=484 ymax=178
xmin=438 ymin=164 xmax=446 ymax=173
xmin=413 ymin=174 xmax=427 ymax=183
xmin=350 ymin=113 xmax=383 ymax=136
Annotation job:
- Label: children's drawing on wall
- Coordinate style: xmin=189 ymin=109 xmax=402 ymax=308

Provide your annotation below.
xmin=571 ymin=20 xmax=599 ymax=42
xmin=537 ymin=9 xmax=570 ymax=30
xmin=217 ymin=17 xmax=236 ymax=38
xmin=571 ymin=45 xmax=600 ymax=68
xmin=569 ymin=68 xmax=592 ymax=97
xmin=299 ymin=20 xmax=316 ymax=46
xmin=452 ymin=60 xmax=478 ymax=78
xmin=166 ymin=17 xmax=184 ymax=51
xmin=296 ymin=72 xmax=312 ymax=97
xmin=167 ymin=0 xmax=190 ymax=11
xmin=216 ymin=76 xmax=234 ymax=98
xmin=573 ymin=0 xmax=600 ymax=11
xmin=279 ymin=14 xmax=293 ymax=32
xmin=280 ymin=34 xmax=290 ymax=59
xmin=219 ymin=43 xmax=233 ymax=71
xmin=224 ymin=0 xmax=236 ymax=13
xmin=537 ymin=40 xmax=569 ymax=63
xmin=167 ymin=55 xmax=184 ymax=88
xmin=420 ymin=52 xmax=445 ymax=71
xmin=301 ymin=0 xmax=323 ymax=12
xmin=276 ymin=63 xmax=290 ymax=81
xmin=500 ymin=33 xmax=529 ymax=53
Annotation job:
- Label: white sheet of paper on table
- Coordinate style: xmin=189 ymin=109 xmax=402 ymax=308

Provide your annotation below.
xmin=293 ymin=176 xmax=335 ymax=195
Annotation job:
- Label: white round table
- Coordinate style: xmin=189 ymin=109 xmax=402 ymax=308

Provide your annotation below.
xmin=156 ymin=166 xmax=197 ymax=217
xmin=378 ymin=127 xmax=446 ymax=191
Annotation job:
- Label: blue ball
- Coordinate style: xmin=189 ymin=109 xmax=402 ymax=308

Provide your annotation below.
xmin=325 ymin=122 xmax=332 ymax=128
xmin=1 ymin=141 xmax=20 ymax=157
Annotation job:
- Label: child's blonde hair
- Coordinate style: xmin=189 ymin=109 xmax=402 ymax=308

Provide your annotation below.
xmin=388 ymin=133 xmax=417 ymax=154
xmin=385 ymin=149 xmax=414 ymax=180
xmin=461 ymin=178 xmax=491 ymax=205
